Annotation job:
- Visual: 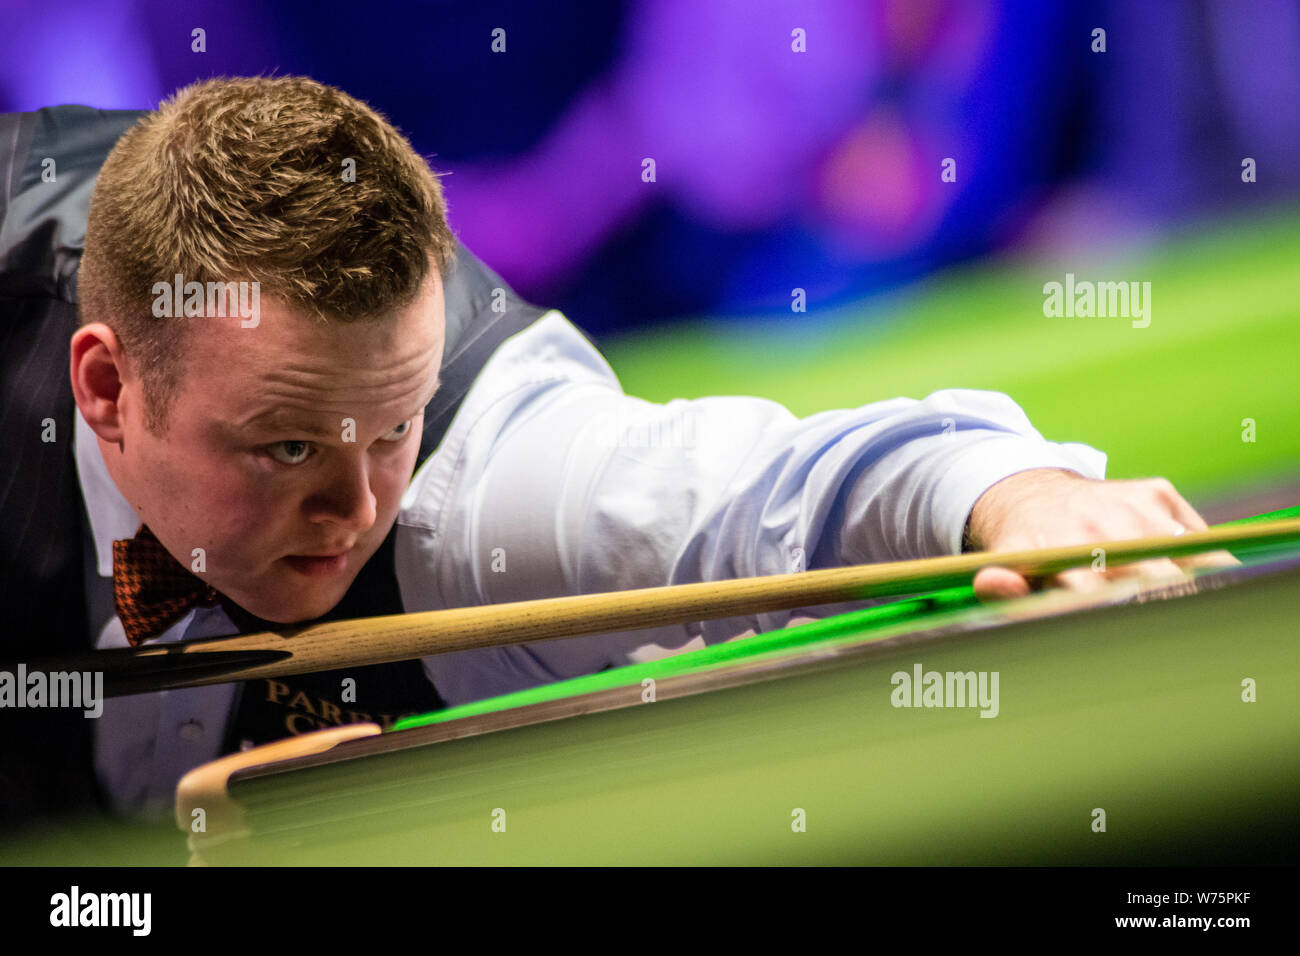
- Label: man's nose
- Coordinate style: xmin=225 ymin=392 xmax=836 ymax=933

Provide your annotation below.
xmin=305 ymin=457 xmax=378 ymax=533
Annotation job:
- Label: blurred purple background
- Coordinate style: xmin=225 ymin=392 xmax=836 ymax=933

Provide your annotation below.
xmin=3 ymin=0 xmax=1297 ymax=335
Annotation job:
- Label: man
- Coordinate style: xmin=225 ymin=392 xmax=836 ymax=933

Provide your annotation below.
xmin=0 ymin=76 xmax=1222 ymax=821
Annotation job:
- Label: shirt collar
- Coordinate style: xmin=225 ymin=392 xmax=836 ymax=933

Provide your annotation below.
xmin=74 ymin=407 xmax=141 ymax=577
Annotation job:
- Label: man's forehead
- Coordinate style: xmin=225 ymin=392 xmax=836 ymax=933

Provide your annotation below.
xmin=184 ymin=286 xmax=445 ymax=414
xmin=223 ymin=361 xmax=442 ymax=428
xmin=230 ymin=371 xmax=442 ymax=434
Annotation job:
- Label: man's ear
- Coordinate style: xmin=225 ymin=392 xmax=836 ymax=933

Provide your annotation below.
xmin=70 ymin=323 xmax=130 ymax=444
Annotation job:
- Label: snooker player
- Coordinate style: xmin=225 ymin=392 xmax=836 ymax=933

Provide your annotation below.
xmin=0 ymin=76 xmax=1224 ymax=820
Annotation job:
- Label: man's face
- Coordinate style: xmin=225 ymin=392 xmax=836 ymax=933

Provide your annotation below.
xmin=105 ymin=273 xmax=445 ymax=623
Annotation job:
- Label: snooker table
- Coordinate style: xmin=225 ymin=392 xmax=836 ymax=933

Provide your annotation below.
xmin=171 ymin=509 xmax=1300 ymax=866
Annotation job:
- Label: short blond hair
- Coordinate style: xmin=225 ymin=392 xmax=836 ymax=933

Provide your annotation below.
xmin=78 ymin=75 xmax=456 ymax=430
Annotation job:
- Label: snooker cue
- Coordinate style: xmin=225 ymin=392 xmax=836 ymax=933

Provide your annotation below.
xmin=26 ymin=516 xmax=1300 ymax=697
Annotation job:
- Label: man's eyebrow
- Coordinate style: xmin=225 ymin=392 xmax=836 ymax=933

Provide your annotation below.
xmin=410 ymin=376 xmax=441 ymax=417
xmin=238 ymin=376 xmax=440 ymax=438
xmin=239 ymin=412 xmax=338 ymax=438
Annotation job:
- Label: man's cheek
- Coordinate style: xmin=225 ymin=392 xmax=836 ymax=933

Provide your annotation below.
xmin=376 ymin=473 xmax=407 ymax=521
xmin=203 ymin=476 xmax=293 ymax=560
xmin=381 ymin=447 xmax=419 ymax=512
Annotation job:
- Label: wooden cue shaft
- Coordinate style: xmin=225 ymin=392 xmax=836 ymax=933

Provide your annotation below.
xmin=69 ymin=516 xmax=1300 ymax=693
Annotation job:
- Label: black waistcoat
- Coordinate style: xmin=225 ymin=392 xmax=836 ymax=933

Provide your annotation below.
xmin=0 ymin=106 xmax=549 ymax=824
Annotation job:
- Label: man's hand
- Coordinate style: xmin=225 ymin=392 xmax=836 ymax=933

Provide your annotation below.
xmin=965 ymin=468 xmax=1238 ymax=601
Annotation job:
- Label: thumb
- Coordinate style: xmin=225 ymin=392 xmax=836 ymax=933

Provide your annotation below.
xmin=972 ymin=565 xmax=1032 ymax=603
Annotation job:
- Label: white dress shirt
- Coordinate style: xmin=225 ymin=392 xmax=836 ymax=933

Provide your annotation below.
xmin=78 ymin=309 xmax=1106 ymax=814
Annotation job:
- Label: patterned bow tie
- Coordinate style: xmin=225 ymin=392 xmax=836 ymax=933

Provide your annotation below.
xmin=112 ymin=525 xmax=265 ymax=645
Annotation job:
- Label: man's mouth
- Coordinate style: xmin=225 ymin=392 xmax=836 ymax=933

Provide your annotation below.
xmin=282 ymin=549 xmax=352 ymax=577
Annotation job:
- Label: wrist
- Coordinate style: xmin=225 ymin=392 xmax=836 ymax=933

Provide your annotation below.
xmin=965 ymin=467 xmax=1082 ymax=551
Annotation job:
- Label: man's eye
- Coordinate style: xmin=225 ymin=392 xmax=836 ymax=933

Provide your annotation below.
xmin=381 ymin=420 xmax=413 ymax=442
xmin=268 ymin=440 xmax=314 ymax=465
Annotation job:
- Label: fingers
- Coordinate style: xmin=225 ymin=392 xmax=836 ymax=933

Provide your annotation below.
xmin=1055 ymin=566 xmax=1109 ymax=593
xmin=1173 ymin=548 xmax=1241 ymax=570
xmin=974 ymin=555 xmax=1194 ymax=604
xmin=967 ymin=475 xmax=1238 ymax=605
xmin=978 ymin=550 xmax=1238 ymax=603
xmin=1096 ymin=556 xmax=1187 ymax=583
xmin=972 ymin=566 xmax=1032 ymax=602
xmin=1053 ymin=556 xmax=1189 ymax=596
xmin=1140 ymin=479 xmax=1240 ymax=570
xmin=1145 ymin=477 xmax=1210 ymax=534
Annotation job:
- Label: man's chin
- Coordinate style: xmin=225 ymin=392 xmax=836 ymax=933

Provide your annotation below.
xmin=254 ymin=600 xmax=341 ymax=625
xmin=230 ymin=574 xmax=357 ymax=625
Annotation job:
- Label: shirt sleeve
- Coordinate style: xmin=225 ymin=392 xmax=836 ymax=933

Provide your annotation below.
xmin=395 ymin=310 xmax=1107 ymax=706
